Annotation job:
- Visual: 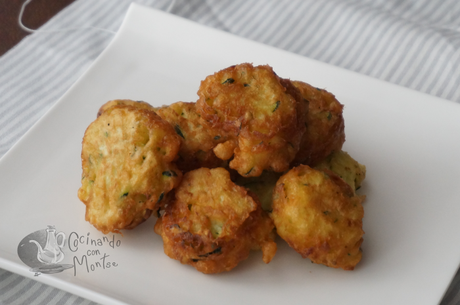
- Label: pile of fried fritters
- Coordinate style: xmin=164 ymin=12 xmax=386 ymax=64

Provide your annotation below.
xmin=78 ymin=63 xmax=366 ymax=273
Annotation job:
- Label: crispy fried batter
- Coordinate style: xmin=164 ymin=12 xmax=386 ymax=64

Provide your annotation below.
xmin=155 ymin=102 xmax=228 ymax=172
xmin=97 ymin=99 xmax=156 ymax=117
xmin=154 ymin=167 xmax=277 ymax=274
xmin=78 ymin=105 xmax=182 ymax=234
xmin=234 ymin=171 xmax=281 ymax=213
xmin=272 ymin=165 xmax=364 ymax=270
xmin=315 ymin=150 xmax=366 ymax=193
xmin=291 ymin=81 xmax=345 ymax=166
xmin=197 ymin=63 xmax=307 ymax=177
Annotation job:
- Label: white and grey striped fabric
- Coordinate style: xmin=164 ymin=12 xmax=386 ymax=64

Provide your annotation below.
xmin=1 ymin=0 xmax=460 ymax=304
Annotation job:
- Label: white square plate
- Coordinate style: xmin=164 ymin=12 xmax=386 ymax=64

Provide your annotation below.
xmin=1 ymin=4 xmax=460 ymax=305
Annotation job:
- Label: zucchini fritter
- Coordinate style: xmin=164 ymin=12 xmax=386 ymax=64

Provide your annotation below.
xmin=315 ymin=150 xmax=366 ymax=193
xmin=97 ymin=99 xmax=156 ymax=117
xmin=78 ymin=105 xmax=182 ymax=234
xmin=154 ymin=168 xmax=277 ymax=274
xmin=272 ymin=165 xmax=365 ymax=270
xmin=155 ymin=102 xmax=228 ymax=172
xmin=291 ymin=81 xmax=345 ymax=166
xmin=234 ymin=170 xmax=281 ymax=213
xmin=197 ymin=63 xmax=307 ymax=177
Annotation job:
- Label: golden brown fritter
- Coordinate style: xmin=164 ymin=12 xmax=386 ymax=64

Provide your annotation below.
xmin=97 ymin=99 xmax=156 ymax=117
xmin=271 ymin=165 xmax=365 ymax=270
xmin=78 ymin=105 xmax=182 ymax=234
xmin=155 ymin=102 xmax=228 ymax=172
xmin=154 ymin=167 xmax=277 ymax=274
xmin=234 ymin=171 xmax=281 ymax=213
xmin=291 ymin=81 xmax=345 ymax=166
xmin=197 ymin=63 xmax=307 ymax=177
xmin=315 ymin=150 xmax=366 ymax=193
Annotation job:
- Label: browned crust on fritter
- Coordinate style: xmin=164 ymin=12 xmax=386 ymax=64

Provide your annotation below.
xmin=291 ymin=81 xmax=345 ymax=166
xmin=155 ymin=101 xmax=229 ymax=172
xmin=272 ymin=165 xmax=364 ymax=270
xmin=97 ymin=99 xmax=156 ymax=117
xmin=78 ymin=105 xmax=182 ymax=234
xmin=196 ymin=63 xmax=306 ymax=177
xmin=154 ymin=168 xmax=277 ymax=274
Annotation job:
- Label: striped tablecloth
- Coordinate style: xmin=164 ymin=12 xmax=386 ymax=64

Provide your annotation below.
xmin=1 ymin=0 xmax=460 ymax=304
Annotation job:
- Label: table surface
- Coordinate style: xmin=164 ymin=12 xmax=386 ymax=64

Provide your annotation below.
xmin=0 ymin=0 xmax=74 ymax=56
